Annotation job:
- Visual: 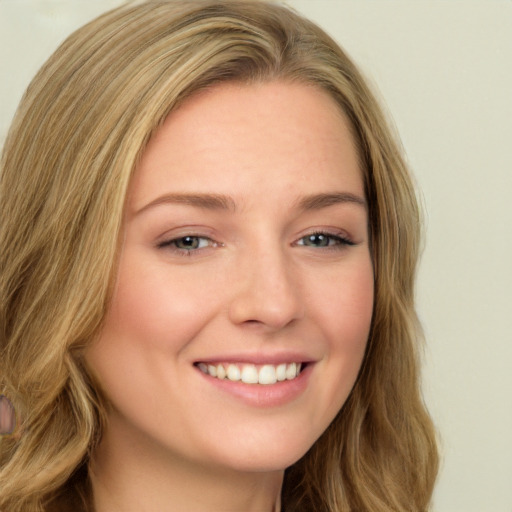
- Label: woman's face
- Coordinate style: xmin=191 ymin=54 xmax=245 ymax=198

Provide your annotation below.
xmin=86 ymin=81 xmax=374 ymax=473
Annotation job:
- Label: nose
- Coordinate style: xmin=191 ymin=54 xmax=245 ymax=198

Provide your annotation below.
xmin=228 ymin=244 xmax=304 ymax=331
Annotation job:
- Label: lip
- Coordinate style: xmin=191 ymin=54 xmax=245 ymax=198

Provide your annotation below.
xmin=193 ymin=350 xmax=316 ymax=366
xmin=194 ymin=361 xmax=314 ymax=408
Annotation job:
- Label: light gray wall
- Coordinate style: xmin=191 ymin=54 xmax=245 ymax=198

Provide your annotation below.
xmin=1 ymin=1 xmax=511 ymax=510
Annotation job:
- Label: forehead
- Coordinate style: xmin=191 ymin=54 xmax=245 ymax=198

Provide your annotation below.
xmin=129 ymin=80 xmax=363 ymax=212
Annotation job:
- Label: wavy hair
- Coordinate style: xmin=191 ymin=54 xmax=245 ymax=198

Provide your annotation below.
xmin=0 ymin=1 xmax=438 ymax=510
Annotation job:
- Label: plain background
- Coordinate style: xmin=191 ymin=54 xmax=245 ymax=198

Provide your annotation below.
xmin=0 ymin=1 xmax=511 ymax=510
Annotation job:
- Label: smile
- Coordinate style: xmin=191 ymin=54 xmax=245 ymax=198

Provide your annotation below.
xmin=196 ymin=362 xmax=303 ymax=385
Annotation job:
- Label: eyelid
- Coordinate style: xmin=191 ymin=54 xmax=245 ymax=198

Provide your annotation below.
xmin=156 ymin=233 xmax=222 ymax=256
xmin=294 ymin=229 xmax=356 ymax=249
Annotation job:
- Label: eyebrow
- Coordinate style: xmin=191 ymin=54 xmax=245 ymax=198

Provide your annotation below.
xmin=135 ymin=193 xmax=237 ymax=215
xmin=296 ymin=192 xmax=367 ymax=210
xmin=135 ymin=190 xmax=366 ymax=216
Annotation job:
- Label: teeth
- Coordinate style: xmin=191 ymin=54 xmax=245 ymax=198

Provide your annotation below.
xmin=258 ymin=364 xmax=277 ymax=385
xmin=216 ymin=364 xmax=226 ymax=379
xmin=276 ymin=363 xmax=287 ymax=381
xmin=226 ymin=364 xmax=241 ymax=381
xmin=198 ymin=362 xmax=303 ymax=385
xmin=285 ymin=362 xmax=297 ymax=380
xmin=241 ymin=364 xmax=259 ymax=384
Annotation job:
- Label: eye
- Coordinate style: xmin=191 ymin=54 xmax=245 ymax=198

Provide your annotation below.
xmin=173 ymin=236 xmax=209 ymax=250
xmin=296 ymin=232 xmax=354 ymax=249
xmin=157 ymin=235 xmax=217 ymax=254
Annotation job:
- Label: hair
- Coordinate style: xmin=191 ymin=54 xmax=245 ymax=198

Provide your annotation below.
xmin=0 ymin=1 xmax=438 ymax=510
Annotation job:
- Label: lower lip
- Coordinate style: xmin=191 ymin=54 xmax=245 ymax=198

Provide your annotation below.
xmin=196 ymin=364 xmax=313 ymax=408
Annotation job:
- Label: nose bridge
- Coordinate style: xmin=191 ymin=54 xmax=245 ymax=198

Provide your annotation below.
xmin=228 ymin=238 xmax=304 ymax=329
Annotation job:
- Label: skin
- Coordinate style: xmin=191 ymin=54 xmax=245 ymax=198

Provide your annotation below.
xmin=0 ymin=395 xmax=15 ymax=435
xmin=85 ymin=81 xmax=374 ymax=512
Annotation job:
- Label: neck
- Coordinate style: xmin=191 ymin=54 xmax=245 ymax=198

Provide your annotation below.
xmin=89 ymin=414 xmax=283 ymax=512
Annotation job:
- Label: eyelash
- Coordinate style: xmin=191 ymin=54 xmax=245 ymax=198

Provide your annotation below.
xmin=157 ymin=235 xmax=220 ymax=256
xmin=296 ymin=231 xmax=355 ymax=250
xmin=157 ymin=231 xmax=355 ymax=257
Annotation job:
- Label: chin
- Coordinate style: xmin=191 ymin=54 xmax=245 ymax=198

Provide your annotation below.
xmin=195 ymin=426 xmax=320 ymax=474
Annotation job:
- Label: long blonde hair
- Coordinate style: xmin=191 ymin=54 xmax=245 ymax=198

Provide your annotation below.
xmin=0 ymin=1 xmax=438 ymax=510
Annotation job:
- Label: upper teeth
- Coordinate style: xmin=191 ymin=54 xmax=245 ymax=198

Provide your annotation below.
xmin=197 ymin=362 xmax=302 ymax=385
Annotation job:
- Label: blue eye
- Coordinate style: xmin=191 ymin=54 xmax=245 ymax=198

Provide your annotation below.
xmin=297 ymin=232 xmax=354 ymax=248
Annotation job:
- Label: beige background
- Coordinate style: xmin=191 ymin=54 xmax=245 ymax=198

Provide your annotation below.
xmin=1 ymin=1 xmax=511 ymax=510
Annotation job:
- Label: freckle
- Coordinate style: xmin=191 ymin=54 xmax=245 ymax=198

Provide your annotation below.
xmin=0 ymin=394 xmax=16 ymax=435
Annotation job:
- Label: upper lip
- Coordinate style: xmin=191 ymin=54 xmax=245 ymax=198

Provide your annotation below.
xmin=193 ymin=351 xmax=316 ymax=365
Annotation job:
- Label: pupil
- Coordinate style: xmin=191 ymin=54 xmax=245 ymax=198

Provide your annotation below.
xmin=308 ymin=234 xmax=328 ymax=247
xmin=178 ymin=236 xmax=198 ymax=249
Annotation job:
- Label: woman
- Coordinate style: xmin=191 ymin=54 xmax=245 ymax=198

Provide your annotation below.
xmin=0 ymin=1 xmax=438 ymax=510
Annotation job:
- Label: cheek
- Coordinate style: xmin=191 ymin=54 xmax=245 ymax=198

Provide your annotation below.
xmin=311 ymin=257 xmax=373 ymax=398
xmin=292 ymin=257 xmax=373 ymax=440
xmin=84 ymin=253 xmax=224 ymax=410
xmin=105 ymin=255 xmax=220 ymax=352
xmin=84 ymin=254 xmax=223 ymax=430
xmin=311 ymin=258 xmax=374 ymax=349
